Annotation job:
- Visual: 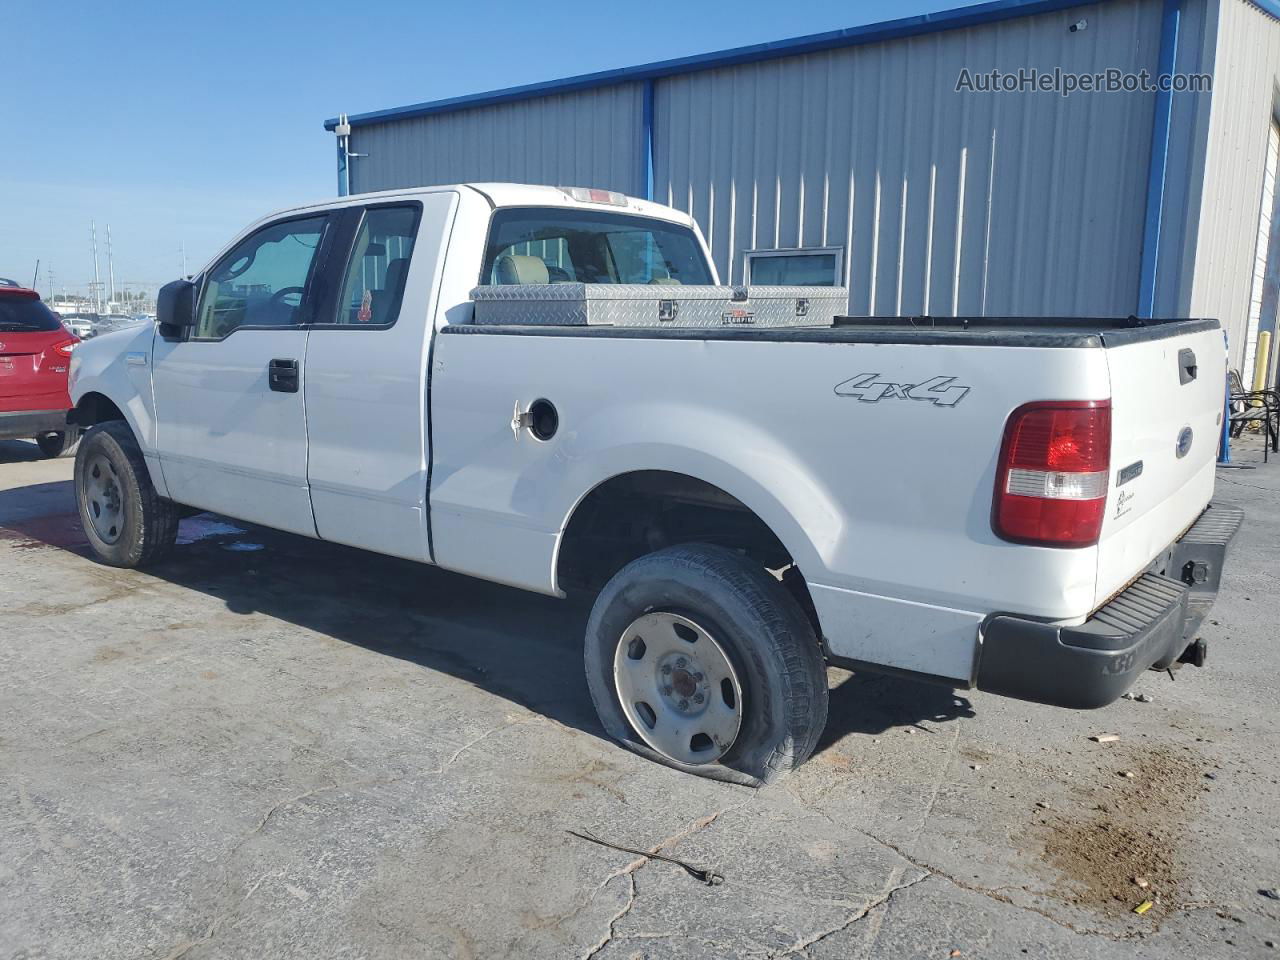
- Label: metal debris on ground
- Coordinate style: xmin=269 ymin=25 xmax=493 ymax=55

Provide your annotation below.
xmin=1090 ymin=734 xmax=1121 ymax=743
xmin=1134 ymin=900 xmax=1154 ymax=915
xmin=567 ymin=829 xmax=725 ymax=886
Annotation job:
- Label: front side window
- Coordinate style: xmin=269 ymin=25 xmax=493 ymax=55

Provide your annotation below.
xmin=479 ymin=208 xmax=713 ymax=286
xmin=195 ymin=215 xmax=328 ymax=339
xmin=334 ymin=205 xmax=419 ymax=326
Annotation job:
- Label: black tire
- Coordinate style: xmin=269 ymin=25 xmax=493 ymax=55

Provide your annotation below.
xmin=35 ymin=429 xmax=79 ymax=458
xmin=74 ymin=421 xmax=179 ymax=568
xmin=584 ymin=543 xmax=828 ymax=786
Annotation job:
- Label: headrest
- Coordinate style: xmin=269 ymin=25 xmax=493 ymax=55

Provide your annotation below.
xmin=496 ymin=254 xmax=549 ymax=285
xmin=385 ymin=257 xmax=409 ymax=291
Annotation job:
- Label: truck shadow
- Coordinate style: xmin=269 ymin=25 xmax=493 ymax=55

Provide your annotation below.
xmin=0 ymin=439 xmax=45 ymax=462
xmin=0 ymin=484 xmax=974 ymax=756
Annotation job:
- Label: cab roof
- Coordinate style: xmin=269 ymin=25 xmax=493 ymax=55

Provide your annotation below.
xmin=273 ymin=182 xmax=694 ymax=227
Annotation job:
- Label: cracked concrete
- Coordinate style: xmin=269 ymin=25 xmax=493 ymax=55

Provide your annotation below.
xmin=2 ymin=435 xmax=1280 ymax=959
xmin=767 ymin=871 xmax=932 ymax=958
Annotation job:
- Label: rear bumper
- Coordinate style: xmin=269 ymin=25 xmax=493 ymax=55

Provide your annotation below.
xmin=0 ymin=409 xmax=71 ymax=440
xmin=975 ymin=501 xmax=1244 ymax=709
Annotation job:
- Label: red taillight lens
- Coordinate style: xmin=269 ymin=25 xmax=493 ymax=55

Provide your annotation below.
xmin=993 ymin=401 xmax=1111 ymax=547
xmin=53 ymin=337 xmax=79 ymax=356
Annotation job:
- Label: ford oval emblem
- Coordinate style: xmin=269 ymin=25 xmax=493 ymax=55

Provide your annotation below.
xmin=1176 ymin=425 xmax=1194 ymax=459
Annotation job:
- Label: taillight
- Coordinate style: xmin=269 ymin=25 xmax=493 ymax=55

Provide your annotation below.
xmin=992 ymin=400 xmax=1111 ymax=547
xmin=53 ymin=337 xmax=78 ymax=356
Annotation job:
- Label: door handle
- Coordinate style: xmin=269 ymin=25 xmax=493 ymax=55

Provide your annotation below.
xmin=269 ymin=358 xmax=299 ymax=393
xmin=1178 ymin=348 xmax=1197 ymax=385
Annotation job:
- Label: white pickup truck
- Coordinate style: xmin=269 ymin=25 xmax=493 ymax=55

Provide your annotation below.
xmin=67 ymin=183 xmax=1241 ymax=785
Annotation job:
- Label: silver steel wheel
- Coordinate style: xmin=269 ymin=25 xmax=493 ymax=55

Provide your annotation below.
xmin=83 ymin=454 xmax=124 ymax=544
xmin=613 ymin=611 xmax=744 ymax=765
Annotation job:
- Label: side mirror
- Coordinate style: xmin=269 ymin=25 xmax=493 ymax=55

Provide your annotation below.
xmin=157 ymin=278 xmax=196 ymax=338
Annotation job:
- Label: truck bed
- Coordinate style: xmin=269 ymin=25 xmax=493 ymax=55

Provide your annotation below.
xmin=432 ymin=313 xmax=1224 ymax=685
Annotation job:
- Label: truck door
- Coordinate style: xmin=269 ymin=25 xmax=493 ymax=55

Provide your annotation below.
xmin=303 ymin=191 xmax=457 ymax=561
xmin=151 ymin=213 xmax=333 ymax=536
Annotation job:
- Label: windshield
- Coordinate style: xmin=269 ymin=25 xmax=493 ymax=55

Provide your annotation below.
xmin=0 ymin=295 xmax=61 ymax=332
xmin=480 ymin=207 xmax=713 ymax=286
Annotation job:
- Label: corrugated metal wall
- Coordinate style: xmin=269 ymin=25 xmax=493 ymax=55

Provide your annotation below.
xmin=337 ymin=0 xmax=1280 ymax=331
xmin=1149 ymin=0 xmax=1217 ymax=318
xmin=347 ymin=84 xmax=644 ymax=197
xmin=654 ymin=0 xmax=1163 ymax=315
xmin=1189 ymin=0 xmax=1280 ymax=373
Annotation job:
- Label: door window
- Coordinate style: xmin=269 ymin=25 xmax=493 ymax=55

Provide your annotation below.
xmin=334 ymin=205 xmax=419 ymax=326
xmin=195 ymin=215 xmax=328 ymax=339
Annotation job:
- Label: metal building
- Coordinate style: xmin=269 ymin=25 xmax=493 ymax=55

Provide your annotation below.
xmin=325 ymin=0 xmax=1280 ymax=384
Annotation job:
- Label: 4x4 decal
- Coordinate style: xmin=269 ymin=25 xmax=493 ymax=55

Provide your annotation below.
xmin=834 ymin=373 xmax=970 ymax=407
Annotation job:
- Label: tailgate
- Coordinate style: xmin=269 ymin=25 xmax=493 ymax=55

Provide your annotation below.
xmin=0 ymin=335 xmax=51 ymax=400
xmin=1094 ymin=324 xmax=1224 ymax=607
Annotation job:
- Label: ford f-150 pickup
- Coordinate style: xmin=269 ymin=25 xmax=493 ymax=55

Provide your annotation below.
xmin=66 ymin=183 xmax=1242 ymax=785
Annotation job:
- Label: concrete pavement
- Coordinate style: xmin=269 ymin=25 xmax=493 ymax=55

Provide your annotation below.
xmin=1 ymin=436 xmax=1278 ymax=959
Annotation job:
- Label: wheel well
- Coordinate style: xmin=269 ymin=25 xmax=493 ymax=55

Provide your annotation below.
xmin=72 ymin=392 xmax=126 ymax=427
xmin=557 ymin=471 xmax=820 ymax=632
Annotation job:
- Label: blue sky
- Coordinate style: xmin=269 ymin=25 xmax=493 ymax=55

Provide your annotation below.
xmin=2 ymin=0 xmax=977 ymax=297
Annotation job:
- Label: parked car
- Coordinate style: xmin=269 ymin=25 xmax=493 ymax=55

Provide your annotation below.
xmin=65 ymin=184 xmax=1241 ymax=784
xmin=90 ymin=314 xmax=139 ymax=337
xmin=58 ymin=314 xmax=95 ymax=340
xmin=0 ymin=286 xmax=80 ymax=457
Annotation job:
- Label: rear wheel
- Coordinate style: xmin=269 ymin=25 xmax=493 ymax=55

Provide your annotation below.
xmin=584 ymin=543 xmax=828 ymax=786
xmin=35 ymin=429 xmax=79 ymax=458
xmin=74 ymin=421 xmax=179 ymax=567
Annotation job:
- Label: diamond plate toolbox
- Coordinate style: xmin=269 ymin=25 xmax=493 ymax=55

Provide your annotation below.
xmin=469 ymin=284 xmax=847 ymax=328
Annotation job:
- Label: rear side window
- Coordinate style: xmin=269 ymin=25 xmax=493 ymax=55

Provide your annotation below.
xmin=335 ymin=205 xmax=419 ymax=326
xmin=0 ymin=295 xmax=60 ymax=332
xmin=479 ymin=208 xmax=713 ymax=286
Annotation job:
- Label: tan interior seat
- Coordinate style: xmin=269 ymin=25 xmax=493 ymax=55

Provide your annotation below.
xmin=495 ymin=254 xmax=550 ymax=284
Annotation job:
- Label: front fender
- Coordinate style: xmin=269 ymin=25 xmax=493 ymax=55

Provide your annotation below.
xmin=69 ymin=325 xmax=167 ymax=495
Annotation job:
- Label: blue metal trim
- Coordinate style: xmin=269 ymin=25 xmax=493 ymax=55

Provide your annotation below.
xmin=1137 ymin=0 xmax=1182 ymax=318
xmin=1248 ymin=0 xmax=1280 ymax=19
xmin=336 ymin=138 xmax=348 ymax=197
xmin=323 ymin=0 xmax=1097 ymax=131
xmin=640 ymin=79 xmax=655 ymax=201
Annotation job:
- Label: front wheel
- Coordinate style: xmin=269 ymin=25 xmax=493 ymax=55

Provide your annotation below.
xmin=584 ymin=544 xmax=829 ymax=786
xmin=74 ymin=421 xmax=179 ymax=567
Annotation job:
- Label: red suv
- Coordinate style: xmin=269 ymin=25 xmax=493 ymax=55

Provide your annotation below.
xmin=0 ymin=286 xmax=80 ymax=457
